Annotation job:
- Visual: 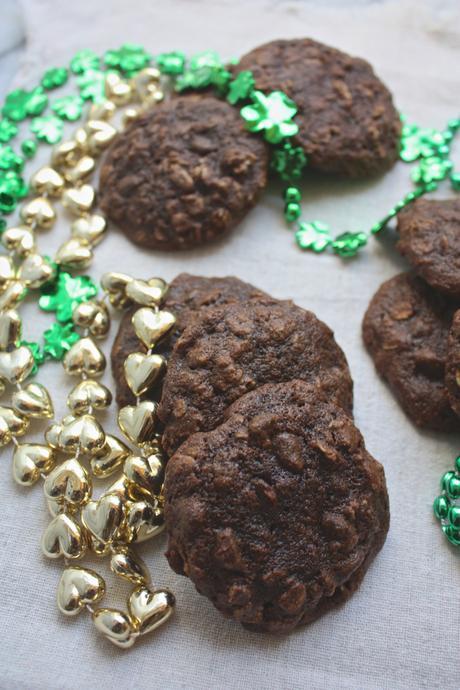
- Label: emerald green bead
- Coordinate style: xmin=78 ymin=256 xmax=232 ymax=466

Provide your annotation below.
xmin=283 ymin=186 xmax=301 ymax=203
xmin=450 ymin=172 xmax=460 ymax=191
xmin=0 ymin=192 xmax=16 ymax=214
xmin=442 ymin=524 xmax=460 ymax=546
xmin=433 ymin=494 xmax=450 ymax=520
xmin=43 ymin=322 xmax=80 ymax=360
xmin=284 ymin=201 xmax=301 ymax=222
xmin=448 ymin=505 xmax=460 ymax=528
xmin=455 ymin=456 xmax=460 ymax=473
xmin=21 ymin=139 xmax=37 ymax=159
xmin=227 ymin=71 xmax=255 ymax=105
xmin=0 ymin=146 xmax=23 ymax=172
xmin=295 ymin=221 xmax=332 ymax=253
xmin=444 ymin=472 xmax=460 ymax=499
xmin=0 ymin=219 xmax=6 ymax=233
xmin=156 ymin=51 xmax=186 ymax=75
xmin=448 ymin=118 xmax=460 ymax=131
xmin=52 ymin=95 xmax=84 ymax=121
xmin=30 ymin=116 xmax=64 ymax=145
xmin=104 ymin=44 xmax=151 ymax=75
xmin=39 ymin=272 xmax=98 ymax=322
xmin=332 ymin=231 xmax=368 ymax=258
xmin=271 ymin=142 xmax=307 ymax=181
xmin=41 ymin=67 xmax=69 ymax=90
xmin=441 ymin=470 xmax=455 ymax=492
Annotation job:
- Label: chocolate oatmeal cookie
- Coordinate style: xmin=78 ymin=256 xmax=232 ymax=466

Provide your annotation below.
xmin=445 ymin=309 xmax=460 ymax=419
xmin=165 ymin=379 xmax=389 ymax=633
xmin=158 ymin=300 xmax=354 ymax=455
xmin=111 ymin=273 xmax=278 ymax=407
xmin=235 ymin=38 xmax=401 ymax=177
xmin=362 ymin=272 xmax=458 ymax=431
xmin=99 ymin=95 xmax=269 ymax=250
xmin=397 ymin=198 xmax=460 ymax=298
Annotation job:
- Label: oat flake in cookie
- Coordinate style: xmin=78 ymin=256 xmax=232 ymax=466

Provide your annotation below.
xmin=397 ymin=198 xmax=460 ymax=299
xmin=235 ymin=38 xmax=401 ymax=177
xmin=99 ymin=95 xmax=269 ymax=250
xmin=362 ymin=272 xmax=458 ymax=431
xmin=165 ymin=380 xmax=389 ymax=633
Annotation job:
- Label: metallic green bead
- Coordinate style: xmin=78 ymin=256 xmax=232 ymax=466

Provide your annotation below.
xmin=0 ymin=118 xmax=18 ymax=143
xmin=41 ymin=67 xmax=69 ymax=90
xmin=284 ymin=202 xmax=301 ymax=222
xmin=70 ymin=49 xmax=100 ymax=74
xmin=271 ymin=142 xmax=307 ymax=181
xmin=43 ymin=322 xmax=80 ymax=360
xmin=241 ymin=90 xmax=299 ymax=144
xmin=448 ymin=505 xmax=460 ymax=528
xmin=450 ymin=172 xmax=460 ymax=191
xmin=52 ymin=95 xmax=84 ymax=121
xmin=76 ymin=70 xmax=107 ymax=102
xmin=0 ymin=219 xmax=6 ymax=233
xmin=412 ymin=156 xmax=452 ymax=185
xmin=433 ymin=494 xmax=450 ymax=520
xmin=283 ymin=186 xmax=301 ymax=203
xmin=104 ymin=43 xmax=151 ymax=75
xmin=0 ymin=192 xmax=16 ymax=214
xmin=156 ymin=51 xmax=186 ymax=75
xmin=2 ymin=87 xmax=48 ymax=122
xmin=190 ymin=51 xmax=222 ymax=71
xmin=443 ymin=472 xmax=460 ymax=499
xmin=455 ymin=456 xmax=460 ymax=473
xmin=227 ymin=71 xmax=255 ymax=105
xmin=448 ymin=118 xmax=460 ymax=131
xmin=442 ymin=524 xmax=460 ymax=547
xmin=295 ymin=221 xmax=332 ymax=253
xmin=0 ymin=170 xmax=28 ymax=200
xmin=0 ymin=146 xmax=23 ymax=172
xmin=21 ymin=139 xmax=37 ymax=159
xmin=441 ymin=470 xmax=455 ymax=492
xmin=39 ymin=272 xmax=98 ymax=323
xmin=30 ymin=116 xmax=64 ymax=145
xmin=332 ymin=231 xmax=368 ymax=258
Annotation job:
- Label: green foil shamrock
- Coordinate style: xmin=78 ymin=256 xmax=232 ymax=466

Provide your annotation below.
xmin=70 ymin=49 xmax=100 ymax=74
xmin=2 ymin=87 xmax=48 ymax=122
xmin=41 ymin=67 xmax=69 ymax=91
xmin=52 ymin=95 xmax=84 ymax=121
xmin=43 ymin=322 xmax=80 ymax=360
xmin=104 ymin=43 xmax=151 ymax=75
xmin=156 ymin=51 xmax=186 ymax=75
xmin=30 ymin=116 xmax=64 ymax=144
xmin=227 ymin=71 xmax=255 ymax=105
xmin=240 ymin=91 xmax=299 ymax=144
xmin=295 ymin=221 xmax=332 ymax=253
xmin=39 ymin=272 xmax=98 ymax=323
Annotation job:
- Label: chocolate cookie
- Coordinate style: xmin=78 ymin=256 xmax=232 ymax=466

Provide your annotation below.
xmin=99 ymin=95 xmax=269 ymax=250
xmin=397 ymin=198 xmax=460 ymax=298
xmin=235 ymin=38 xmax=401 ymax=177
xmin=165 ymin=379 xmax=389 ymax=633
xmin=158 ymin=300 xmax=354 ymax=455
xmin=362 ymin=271 xmax=458 ymax=431
xmin=111 ymin=273 xmax=278 ymax=407
xmin=445 ymin=310 xmax=460 ymax=418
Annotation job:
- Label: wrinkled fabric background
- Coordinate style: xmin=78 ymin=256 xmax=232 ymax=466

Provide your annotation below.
xmin=0 ymin=1 xmax=459 ymax=688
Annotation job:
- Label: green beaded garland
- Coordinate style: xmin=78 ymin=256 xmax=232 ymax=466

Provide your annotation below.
xmin=284 ymin=202 xmax=301 ymax=222
xmin=283 ymin=186 xmax=301 ymax=204
xmin=41 ymin=67 xmax=69 ymax=91
xmin=433 ymin=495 xmax=450 ymax=520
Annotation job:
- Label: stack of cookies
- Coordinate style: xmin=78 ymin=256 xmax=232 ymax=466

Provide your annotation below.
xmin=363 ymin=198 xmax=460 ymax=431
xmin=113 ymin=274 xmax=389 ymax=633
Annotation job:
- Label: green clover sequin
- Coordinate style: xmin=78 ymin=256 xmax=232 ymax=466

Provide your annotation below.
xmin=41 ymin=67 xmax=69 ymax=90
xmin=20 ymin=341 xmax=45 ymax=376
xmin=241 ymin=91 xmax=299 ymax=144
xmin=411 ymin=156 xmax=452 ymax=185
xmin=70 ymin=49 xmax=100 ymax=74
xmin=52 ymin=95 xmax=84 ymax=121
xmin=295 ymin=221 xmax=332 ymax=253
xmin=0 ymin=170 xmax=28 ymax=200
xmin=176 ymin=51 xmax=230 ymax=93
xmin=39 ymin=272 xmax=98 ymax=322
xmin=30 ymin=116 xmax=64 ymax=144
xmin=332 ymin=231 xmax=368 ymax=258
xmin=43 ymin=322 xmax=80 ymax=360
xmin=0 ymin=146 xmax=23 ymax=172
xmin=227 ymin=71 xmax=255 ymax=105
xmin=271 ymin=141 xmax=307 ymax=181
xmin=3 ymin=88 xmax=48 ymax=122
xmin=400 ymin=123 xmax=448 ymax=162
xmin=156 ymin=51 xmax=186 ymax=75
xmin=77 ymin=70 xmax=107 ymax=102
xmin=104 ymin=43 xmax=151 ymax=75
xmin=0 ymin=119 xmax=18 ymax=143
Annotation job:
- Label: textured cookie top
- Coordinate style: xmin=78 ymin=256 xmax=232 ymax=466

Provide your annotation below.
xmin=362 ymin=271 xmax=458 ymax=431
xmin=99 ymin=95 xmax=269 ymax=250
xmin=236 ymin=38 xmax=401 ymax=177
xmin=397 ymin=198 xmax=460 ymax=298
xmin=165 ymin=379 xmax=388 ymax=633
xmin=445 ymin=309 xmax=460 ymax=419
xmin=158 ymin=300 xmax=354 ymax=454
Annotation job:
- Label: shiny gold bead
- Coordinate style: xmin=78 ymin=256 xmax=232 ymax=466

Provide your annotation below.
xmin=59 ymin=413 xmax=106 ymax=454
xmin=0 ymin=406 xmax=28 ymax=443
xmin=132 ymin=308 xmax=176 ymax=349
xmin=12 ymin=443 xmax=55 ymax=486
xmin=30 ymin=166 xmax=65 ymax=197
xmin=0 ymin=281 xmax=26 ymax=311
xmin=124 ymin=352 xmax=166 ymax=396
xmin=88 ymin=100 xmax=116 ymax=121
xmin=72 ymin=300 xmax=110 ymax=338
xmin=104 ymin=73 xmax=133 ymax=106
xmin=92 ymin=608 xmax=137 ymax=648
xmin=57 ymin=566 xmax=105 ymax=616
xmin=128 ymin=587 xmax=175 ymax=636
xmin=55 ymin=238 xmax=93 ymax=269
xmin=110 ymin=547 xmax=151 ymax=586
xmin=71 ymin=214 xmax=106 ymax=246
xmin=122 ymin=107 xmax=141 ymax=127
xmin=118 ymin=401 xmax=158 ymax=446
xmin=90 ymin=434 xmax=129 ymax=478
xmin=74 ymin=126 xmax=89 ymax=151
xmin=62 ymin=184 xmax=95 ymax=215
xmin=0 ymin=310 xmax=21 ymax=351
xmin=0 ymin=255 xmax=15 ymax=289
xmin=44 ymin=457 xmax=91 ymax=506
xmin=0 ymin=415 xmax=12 ymax=446
xmin=52 ymin=139 xmax=84 ymax=169
xmin=41 ymin=513 xmax=87 ymax=560
xmin=18 ymin=252 xmax=55 ymax=288
xmin=12 ymin=382 xmax=54 ymax=419
xmin=63 ymin=155 xmax=96 ymax=185
xmin=0 ymin=345 xmax=34 ymax=384
xmin=67 ymin=379 xmax=112 ymax=415
xmin=20 ymin=196 xmax=56 ymax=229
xmin=81 ymin=493 xmax=124 ymax=544
xmin=101 ymin=271 xmax=133 ymax=293
xmin=132 ymin=67 xmax=161 ymax=99
xmin=45 ymin=415 xmax=75 ymax=451
xmin=90 ymin=536 xmax=111 ymax=557
xmin=125 ymin=277 xmax=168 ymax=307
xmin=2 ymin=226 xmax=36 ymax=257
xmin=124 ymin=453 xmax=164 ymax=498
xmin=63 ymin=337 xmax=106 ymax=377
xmin=141 ymin=88 xmax=164 ymax=108
xmin=105 ymin=476 xmax=131 ymax=502
xmin=86 ymin=119 xmax=117 ymax=155
xmin=124 ymin=498 xmax=164 ymax=543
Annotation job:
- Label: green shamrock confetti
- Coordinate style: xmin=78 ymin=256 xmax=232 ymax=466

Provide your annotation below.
xmin=332 ymin=231 xmax=368 ymax=258
xmin=70 ymin=49 xmax=100 ymax=74
xmin=411 ymin=156 xmax=453 ymax=185
xmin=43 ymin=321 xmax=80 ymax=360
xmin=156 ymin=50 xmax=186 ymax=75
xmin=41 ymin=67 xmax=69 ymax=90
xmin=51 ymin=95 xmax=84 ymax=121
xmin=271 ymin=141 xmax=307 ymax=181
xmin=104 ymin=43 xmax=151 ymax=75
xmin=0 ymin=119 xmax=18 ymax=143
xmin=0 ymin=146 xmax=23 ymax=172
xmin=2 ymin=87 xmax=48 ymax=122
xmin=227 ymin=71 xmax=255 ymax=105
xmin=241 ymin=91 xmax=299 ymax=144
xmin=176 ymin=51 xmax=230 ymax=93
xmin=77 ymin=70 xmax=107 ymax=102
xmin=0 ymin=170 xmax=28 ymax=200
xmin=20 ymin=341 xmax=45 ymax=375
xmin=400 ymin=122 xmax=448 ymax=162
xmin=30 ymin=116 xmax=64 ymax=144
xmin=295 ymin=221 xmax=332 ymax=253
xmin=39 ymin=272 xmax=98 ymax=322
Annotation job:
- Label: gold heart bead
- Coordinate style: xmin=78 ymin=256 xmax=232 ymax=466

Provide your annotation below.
xmin=55 ymin=238 xmax=93 ymax=269
xmin=124 ymin=453 xmax=164 ymax=498
xmin=124 ymin=352 xmax=166 ymax=396
xmin=125 ymin=498 xmax=164 ymax=543
xmin=86 ymin=119 xmax=117 ymax=155
xmin=132 ymin=308 xmax=176 ymax=349
xmin=62 ymin=184 xmax=95 ymax=216
xmin=0 ymin=310 xmax=21 ymax=351
xmin=52 ymin=139 xmax=84 ymax=169
xmin=47 ymin=497 xmax=78 ymax=517
xmin=90 ymin=536 xmax=111 ymax=556
xmin=2 ymin=226 xmax=36 ymax=257
xmin=0 ymin=415 xmax=11 ymax=446
xmin=12 ymin=382 xmax=54 ymax=419
xmin=20 ymin=196 xmax=56 ymax=229
xmin=81 ymin=493 xmax=124 ymax=544
xmin=57 ymin=566 xmax=105 ymax=616
xmin=101 ymin=271 xmax=132 ymax=293
xmin=88 ymin=100 xmax=116 ymax=121
xmin=118 ymin=401 xmax=158 ymax=446
xmin=0 ymin=345 xmax=34 ymax=384
xmin=63 ymin=337 xmax=106 ymax=377
xmin=106 ymin=476 xmax=131 ymax=502
xmin=59 ymin=414 xmax=106 ymax=454
xmin=0 ymin=281 xmax=26 ymax=311
xmin=141 ymin=88 xmax=164 ymax=108
xmin=92 ymin=608 xmax=137 ymax=648
xmin=90 ymin=434 xmax=130 ymax=478
xmin=132 ymin=67 xmax=160 ymax=98
xmin=104 ymin=74 xmax=133 ymax=106
xmin=67 ymin=379 xmax=112 ymax=415
xmin=12 ymin=443 xmax=55 ymax=486
xmin=72 ymin=300 xmax=110 ymax=338
xmin=0 ymin=255 xmax=15 ymax=288
xmin=18 ymin=253 xmax=55 ymax=288
xmin=63 ymin=156 xmax=95 ymax=185
xmin=71 ymin=214 xmax=106 ymax=246
xmin=30 ymin=166 xmax=65 ymax=197
xmin=45 ymin=415 xmax=75 ymax=450
xmin=125 ymin=278 xmax=168 ymax=307
xmin=122 ymin=107 xmax=140 ymax=127
xmin=128 ymin=587 xmax=175 ymax=636
xmin=42 ymin=513 xmax=87 ymax=560
xmin=44 ymin=458 xmax=91 ymax=505
xmin=74 ymin=126 xmax=89 ymax=150
xmin=0 ymin=405 xmax=29 ymax=439
xmin=110 ymin=547 xmax=151 ymax=586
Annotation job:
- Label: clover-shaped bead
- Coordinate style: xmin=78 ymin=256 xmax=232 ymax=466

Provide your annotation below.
xmin=227 ymin=71 xmax=255 ymax=105
xmin=104 ymin=43 xmax=151 ymax=75
xmin=241 ymin=90 xmax=299 ymax=144
xmin=332 ymin=231 xmax=368 ymax=258
xmin=295 ymin=221 xmax=332 ymax=253
xmin=155 ymin=51 xmax=186 ymax=75
xmin=39 ymin=272 xmax=98 ymax=323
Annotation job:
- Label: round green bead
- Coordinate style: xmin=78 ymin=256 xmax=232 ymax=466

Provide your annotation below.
xmin=448 ymin=505 xmax=460 ymax=528
xmin=283 ymin=186 xmax=301 ymax=203
xmin=21 ymin=139 xmax=37 ymax=159
xmin=448 ymin=118 xmax=460 ymax=131
xmin=450 ymin=172 xmax=460 ymax=191
xmin=284 ymin=201 xmax=301 ymax=222
xmin=445 ymin=473 xmax=460 ymax=499
xmin=442 ymin=524 xmax=460 ymax=546
xmin=0 ymin=192 xmax=16 ymax=214
xmin=441 ymin=470 xmax=455 ymax=492
xmin=433 ymin=494 xmax=450 ymax=520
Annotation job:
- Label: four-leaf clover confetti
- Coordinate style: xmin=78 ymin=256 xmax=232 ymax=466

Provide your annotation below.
xmin=240 ymin=90 xmax=299 ymax=144
xmin=295 ymin=221 xmax=332 ymax=253
xmin=104 ymin=43 xmax=151 ymax=75
xmin=41 ymin=67 xmax=69 ymax=90
xmin=43 ymin=322 xmax=80 ymax=360
xmin=2 ymin=87 xmax=48 ymax=121
xmin=155 ymin=51 xmax=186 ymax=75
xmin=39 ymin=272 xmax=98 ymax=322
xmin=51 ymin=95 xmax=84 ymax=121
xmin=77 ymin=69 xmax=108 ymax=102
xmin=0 ymin=119 xmax=18 ymax=143
xmin=30 ymin=116 xmax=64 ymax=144
xmin=70 ymin=49 xmax=100 ymax=74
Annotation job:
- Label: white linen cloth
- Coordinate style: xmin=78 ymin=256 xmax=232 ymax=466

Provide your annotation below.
xmin=1 ymin=1 xmax=459 ymax=688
